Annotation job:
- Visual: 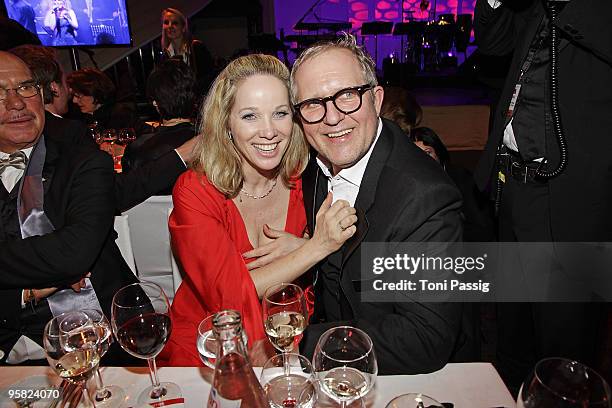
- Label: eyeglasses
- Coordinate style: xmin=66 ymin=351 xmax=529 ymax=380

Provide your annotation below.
xmin=294 ymin=84 xmax=374 ymax=124
xmin=0 ymin=83 xmax=40 ymax=101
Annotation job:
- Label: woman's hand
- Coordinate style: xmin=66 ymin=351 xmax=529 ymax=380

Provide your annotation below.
xmin=242 ymin=224 xmax=307 ymax=270
xmin=309 ymin=192 xmax=357 ymax=256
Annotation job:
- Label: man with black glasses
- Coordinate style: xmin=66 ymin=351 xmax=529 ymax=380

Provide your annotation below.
xmin=290 ymin=35 xmax=477 ymax=374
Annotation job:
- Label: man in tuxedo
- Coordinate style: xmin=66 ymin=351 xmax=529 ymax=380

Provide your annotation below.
xmin=0 ymin=51 xmax=136 ymax=363
xmin=474 ymin=0 xmax=611 ymax=390
xmin=291 ymin=35 xmax=476 ymax=374
xmin=9 ymin=45 xmax=194 ymax=212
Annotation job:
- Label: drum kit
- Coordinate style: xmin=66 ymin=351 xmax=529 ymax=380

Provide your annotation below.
xmin=374 ymin=10 xmax=473 ymax=74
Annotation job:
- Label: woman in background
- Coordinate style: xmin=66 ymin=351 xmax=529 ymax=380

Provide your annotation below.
xmin=163 ymin=54 xmax=357 ymax=365
xmin=67 ymin=68 xmax=146 ymax=135
xmin=44 ymin=0 xmax=77 ymax=46
xmin=159 ymin=7 xmax=214 ymax=92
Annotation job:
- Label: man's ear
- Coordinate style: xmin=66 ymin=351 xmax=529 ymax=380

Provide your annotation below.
xmin=373 ymin=85 xmax=384 ymax=116
xmin=50 ymin=81 xmax=60 ymax=98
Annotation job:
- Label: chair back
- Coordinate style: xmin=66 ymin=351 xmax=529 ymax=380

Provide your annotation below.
xmin=124 ymin=195 xmax=179 ymax=302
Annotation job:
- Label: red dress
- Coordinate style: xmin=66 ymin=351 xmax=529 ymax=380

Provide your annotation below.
xmin=160 ymin=170 xmax=307 ymax=366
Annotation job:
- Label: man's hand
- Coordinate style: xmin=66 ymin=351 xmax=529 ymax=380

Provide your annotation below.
xmin=242 ymin=224 xmax=307 ymax=270
xmin=176 ymin=137 xmax=198 ymax=164
xmin=69 ymin=275 xmax=88 ymax=293
xmin=310 ymin=193 xmax=357 ymax=255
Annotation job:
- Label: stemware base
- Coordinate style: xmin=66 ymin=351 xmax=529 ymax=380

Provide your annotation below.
xmin=93 ymin=385 xmax=127 ymax=407
xmin=137 ymin=382 xmax=182 ymax=406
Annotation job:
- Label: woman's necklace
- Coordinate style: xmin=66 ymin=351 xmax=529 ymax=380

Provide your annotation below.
xmin=240 ymin=178 xmax=278 ymax=202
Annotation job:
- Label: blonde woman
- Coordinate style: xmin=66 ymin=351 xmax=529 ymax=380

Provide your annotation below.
xmin=162 ymin=54 xmax=357 ymax=366
xmin=159 ymin=7 xmax=214 ymax=91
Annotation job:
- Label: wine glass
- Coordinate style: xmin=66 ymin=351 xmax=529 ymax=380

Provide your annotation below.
xmin=312 ymin=326 xmax=377 ymax=407
xmin=260 ymin=353 xmax=317 ymax=408
xmin=43 ymin=311 xmax=101 ymax=407
xmin=518 ymin=357 xmax=612 ymax=408
xmin=111 ymin=281 xmax=181 ymax=406
xmin=118 ymin=128 xmax=136 ymax=145
xmin=197 ymin=313 xmax=248 ymax=369
xmin=263 ymin=283 xmax=308 ymax=375
xmin=385 ymin=393 xmax=444 ymax=407
xmin=82 ymin=309 xmax=126 ymax=406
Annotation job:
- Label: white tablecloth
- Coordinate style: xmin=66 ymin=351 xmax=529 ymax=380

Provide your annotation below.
xmin=0 ymin=363 xmax=515 ymax=408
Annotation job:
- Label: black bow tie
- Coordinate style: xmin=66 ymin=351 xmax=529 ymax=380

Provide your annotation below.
xmin=0 ymin=151 xmax=28 ymax=175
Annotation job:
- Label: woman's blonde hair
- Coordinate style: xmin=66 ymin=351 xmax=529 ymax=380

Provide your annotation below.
xmin=192 ymin=54 xmax=309 ymax=198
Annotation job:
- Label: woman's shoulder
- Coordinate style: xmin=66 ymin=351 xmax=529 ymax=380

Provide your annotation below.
xmin=174 ymin=170 xmax=230 ymax=205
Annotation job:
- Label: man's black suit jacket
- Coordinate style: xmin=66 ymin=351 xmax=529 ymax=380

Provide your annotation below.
xmin=474 ymin=0 xmax=612 ymax=241
xmin=301 ymin=119 xmax=477 ymax=374
xmin=0 ymin=116 xmax=137 ymax=361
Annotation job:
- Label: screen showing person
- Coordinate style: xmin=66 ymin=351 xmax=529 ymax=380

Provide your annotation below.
xmin=2 ymin=0 xmax=132 ymax=46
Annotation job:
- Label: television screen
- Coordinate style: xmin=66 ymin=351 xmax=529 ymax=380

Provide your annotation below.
xmin=4 ymin=0 xmax=132 ymax=47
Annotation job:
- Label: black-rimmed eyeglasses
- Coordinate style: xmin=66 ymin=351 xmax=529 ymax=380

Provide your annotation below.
xmin=294 ymin=84 xmax=374 ymax=124
xmin=0 ymin=83 xmax=40 ymax=101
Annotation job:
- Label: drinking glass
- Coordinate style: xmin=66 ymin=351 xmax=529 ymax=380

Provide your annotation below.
xmin=385 ymin=393 xmax=444 ymax=407
xmin=82 ymin=309 xmax=126 ymax=406
xmin=263 ymin=283 xmax=308 ymax=375
xmin=518 ymin=357 xmax=611 ymax=408
xmin=260 ymin=353 xmax=317 ymax=408
xmin=197 ymin=313 xmax=248 ymax=369
xmin=101 ymin=129 xmax=117 ymax=144
xmin=111 ymin=281 xmax=181 ymax=406
xmin=312 ymin=326 xmax=377 ymax=407
xmin=100 ymin=129 xmax=117 ymax=156
xmin=44 ymin=311 xmax=101 ymax=407
xmin=118 ymin=128 xmax=136 ymax=145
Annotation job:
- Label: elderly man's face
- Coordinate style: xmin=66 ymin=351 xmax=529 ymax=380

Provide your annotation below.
xmin=0 ymin=52 xmax=45 ymax=154
xmin=294 ymin=48 xmax=383 ymax=175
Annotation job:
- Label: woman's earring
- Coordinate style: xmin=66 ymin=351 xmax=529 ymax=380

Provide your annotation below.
xmin=228 ymin=131 xmax=233 ymax=140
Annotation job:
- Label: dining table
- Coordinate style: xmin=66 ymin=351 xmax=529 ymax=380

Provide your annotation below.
xmin=0 ymin=362 xmax=516 ymax=407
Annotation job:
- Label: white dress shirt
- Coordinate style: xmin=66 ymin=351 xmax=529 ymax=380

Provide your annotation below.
xmin=316 ymin=119 xmax=383 ymax=206
xmin=0 ymin=147 xmax=33 ymax=192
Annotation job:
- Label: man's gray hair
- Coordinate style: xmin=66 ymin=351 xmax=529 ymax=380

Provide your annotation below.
xmin=289 ymin=32 xmax=378 ymax=104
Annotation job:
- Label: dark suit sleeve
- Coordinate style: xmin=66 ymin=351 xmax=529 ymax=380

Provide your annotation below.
xmin=556 ymin=0 xmax=612 ymax=66
xmin=302 ymin=182 xmax=465 ymax=375
xmin=0 ymin=150 xmax=115 ymax=289
xmin=114 ymin=150 xmax=186 ymax=212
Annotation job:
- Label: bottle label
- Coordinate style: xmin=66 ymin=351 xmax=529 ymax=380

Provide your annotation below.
xmin=207 ymin=388 xmax=241 ymax=408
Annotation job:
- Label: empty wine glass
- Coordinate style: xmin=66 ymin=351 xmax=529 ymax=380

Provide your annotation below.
xmin=518 ymin=357 xmax=612 ymax=408
xmin=385 ymin=393 xmax=444 ymax=407
xmin=44 ymin=311 xmax=101 ymax=407
xmin=312 ymin=326 xmax=377 ymax=408
xmin=263 ymin=283 xmax=308 ymax=375
xmin=82 ymin=309 xmax=126 ymax=406
xmin=260 ymin=353 xmax=317 ymax=408
xmin=118 ymin=128 xmax=136 ymax=145
xmin=197 ymin=313 xmax=248 ymax=369
xmin=111 ymin=281 xmax=181 ymax=406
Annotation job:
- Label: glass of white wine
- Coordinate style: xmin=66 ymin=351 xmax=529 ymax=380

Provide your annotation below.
xmin=82 ymin=309 xmax=126 ymax=406
xmin=312 ymin=326 xmax=377 ymax=408
xmin=43 ymin=311 xmax=101 ymax=407
xmin=263 ymin=283 xmax=308 ymax=375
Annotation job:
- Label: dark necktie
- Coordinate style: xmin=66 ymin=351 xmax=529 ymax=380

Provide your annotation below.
xmin=0 ymin=151 xmax=28 ymax=175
